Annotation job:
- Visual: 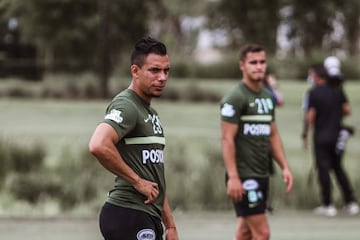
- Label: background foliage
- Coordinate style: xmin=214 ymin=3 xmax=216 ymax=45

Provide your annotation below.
xmin=0 ymin=79 xmax=359 ymax=215
xmin=0 ymin=0 xmax=359 ymax=94
xmin=0 ymin=0 xmax=359 ymax=216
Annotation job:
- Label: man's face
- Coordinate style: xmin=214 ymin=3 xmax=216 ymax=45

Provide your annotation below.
xmin=240 ymin=51 xmax=267 ymax=83
xmin=132 ymin=53 xmax=170 ymax=98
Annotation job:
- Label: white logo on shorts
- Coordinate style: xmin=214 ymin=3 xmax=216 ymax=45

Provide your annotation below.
xmin=137 ymin=229 xmax=155 ymax=240
xmin=242 ymin=179 xmax=259 ymax=190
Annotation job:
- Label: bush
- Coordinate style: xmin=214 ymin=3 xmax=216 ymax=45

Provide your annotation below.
xmin=181 ymin=84 xmax=220 ymax=102
xmin=165 ymin=140 xmax=360 ymax=211
xmin=7 ymin=171 xmax=62 ymax=204
xmin=191 ymin=60 xmax=240 ymax=79
xmin=9 ymin=143 xmax=45 ymax=173
xmin=342 ymin=58 xmax=360 ymax=80
xmin=165 ymin=141 xmax=198 ymax=210
xmin=170 ymin=60 xmax=192 ymax=78
xmin=1 ymin=139 xmax=104 ymax=211
xmin=195 ymin=146 xmax=230 ymax=209
xmin=273 ymin=53 xmax=360 ymax=80
xmin=0 ymin=139 xmax=46 ymax=176
xmin=0 ymin=139 xmax=11 ymax=186
xmin=52 ymin=146 xmax=103 ymax=210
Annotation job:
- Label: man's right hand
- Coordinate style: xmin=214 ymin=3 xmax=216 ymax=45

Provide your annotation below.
xmin=133 ymin=178 xmax=159 ymax=204
xmin=226 ymin=177 xmax=244 ymax=202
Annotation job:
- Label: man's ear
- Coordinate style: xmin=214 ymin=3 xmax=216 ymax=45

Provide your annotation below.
xmin=239 ymin=61 xmax=244 ymax=72
xmin=131 ymin=64 xmax=139 ymax=78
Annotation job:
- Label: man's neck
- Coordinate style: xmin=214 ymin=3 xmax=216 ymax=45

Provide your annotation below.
xmin=242 ymin=78 xmax=262 ymax=92
xmin=316 ymin=79 xmax=327 ymax=86
xmin=128 ymin=83 xmax=151 ymax=104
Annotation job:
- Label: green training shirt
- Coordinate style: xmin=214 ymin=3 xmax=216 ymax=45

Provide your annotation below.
xmin=102 ymin=89 xmax=166 ymax=220
xmin=220 ymin=82 xmax=276 ymax=178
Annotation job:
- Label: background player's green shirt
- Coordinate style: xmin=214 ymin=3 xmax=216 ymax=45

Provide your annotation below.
xmin=220 ymin=82 xmax=276 ymax=178
xmin=102 ymin=89 xmax=166 ymax=220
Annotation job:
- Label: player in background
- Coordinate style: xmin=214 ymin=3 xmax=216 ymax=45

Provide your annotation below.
xmin=220 ymin=44 xmax=293 ymax=240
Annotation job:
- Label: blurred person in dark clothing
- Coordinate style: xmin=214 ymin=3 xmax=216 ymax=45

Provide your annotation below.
xmin=302 ymin=63 xmax=359 ymax=217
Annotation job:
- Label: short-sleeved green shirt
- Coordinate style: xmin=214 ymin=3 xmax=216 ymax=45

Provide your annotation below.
xmin=102 ymin=89 xmax=166 ymax=220
xmin=220 ymin=82 xmax=276 ymax=178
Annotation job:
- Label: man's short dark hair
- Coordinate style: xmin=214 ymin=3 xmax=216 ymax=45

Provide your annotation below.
xmin=131 ymin=36 xmax=167 ymax=67
xmin=239 ymin=44 xmax=265 ymax=61
xmin=310 ymin=63 xmax=328 ymax=80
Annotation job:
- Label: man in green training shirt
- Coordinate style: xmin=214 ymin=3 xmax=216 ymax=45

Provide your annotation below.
xmin=220 ymin=44 xmax=293 ymax=240
xmin=89 ymin=37 xmax=178 ymax=240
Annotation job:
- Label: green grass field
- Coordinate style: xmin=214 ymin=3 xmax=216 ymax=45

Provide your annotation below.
xmin=1 ymin=210 xmax=360 ymax=240
xmin=1 ymin=79 xmax=359 ymax=176
xmin=0 ymin=79 xmax=360 ymax=239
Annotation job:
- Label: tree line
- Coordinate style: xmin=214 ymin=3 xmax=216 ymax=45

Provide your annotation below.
xmin=209 ymin=0 xmax=359 ymax=56
xmin=0 ymin=0 xmax=359 ymax=96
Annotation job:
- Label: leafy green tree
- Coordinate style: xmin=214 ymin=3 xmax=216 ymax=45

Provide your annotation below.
xmin=286 ymin=0 xmax=360 ymax=56
xmin=340 ymin=0 xmax=360 ymax=56
xmin=0 ymin=0 xmax=162 ymax=97
xmin=1 ymin=0 xmax=99 ymax=71
xmin=208 ymin=0 xmax=359 ymax=57
xmin=288 ymin=0 xmax=341 ymax=55
xmin=97 ymin=0 xmax=151 ymax=97
xmin=0 ymin=7 xmax=8 ymax=40
xmin=146 ymin=0 xmax=210 ymax=58
xmin=208 ymin=0 xmax=281 ymax=54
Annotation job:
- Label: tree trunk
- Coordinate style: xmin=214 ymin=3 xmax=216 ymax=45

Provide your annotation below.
xmin=98 ymin=0 xmax=111 ymax=98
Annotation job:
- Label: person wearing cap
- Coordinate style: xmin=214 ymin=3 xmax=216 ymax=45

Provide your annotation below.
xmin=303 ymin=63 xmax=359 ymax=217
xmin=323 ymin=56 xmax=355 ymax=156
xmin=324 ymin=56 xmax=344 ymax=87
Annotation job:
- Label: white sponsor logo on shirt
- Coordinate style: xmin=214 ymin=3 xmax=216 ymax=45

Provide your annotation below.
xmin=105 ymin=109 xmax=123 ymax=123
xmin=243 ymin=123 xmax=271 ymax=136
xmin=142 ymin=149 xmax=164 ymax=164
xmin=221 ymin=103 xmax=235 ymax=117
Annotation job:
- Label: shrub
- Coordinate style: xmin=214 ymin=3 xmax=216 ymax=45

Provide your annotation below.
xmin=162 ymin=83 xmax=221 ymax=103
xmin=170 ymin=60 xmax=192 ymax=78
xmin=268 ymin=167 xmax=320 ymax=210
xmin=8 ymin=142 xmax=45 ymax=173
xmin=7 ymin=88 xmax=34 ymax=98
xmin=192 ymin=60 xmax=240 ymax=79
xmin=165 ymin=141 xmax=197 ymax=210
xmin=0 ymin=138 xmax=11 ymax=186
xmin=195 ymin=146 xmax=230 ymax=210
xmin=53 ymin=146 xmax=103 ymax=210
xmin=342 ymin=58 xmax=360 ymax=80
xmin=7 ymin=171 xmax=62 ymax=204
xmin=161 ymin=86 xmax=181 ymax=101
xmin=182 ymin=84 xmax=220 ymax=102
xmin=0 ymin=139 xmax=106 ymax=211
xmin=83 ymin=82 xmax=100 ymax=99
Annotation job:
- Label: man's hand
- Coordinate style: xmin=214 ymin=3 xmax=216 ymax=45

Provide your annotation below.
xmin=282 ymin=168 xmax=293 ymax=193
xmin=133 ymin=178 xmax=159 ymax=204
xmin=165 ymin=227 xmax=178 ymax=240
xmin=226 ymin=177 xmax=244 ymax=202
xmin=302 ymin=134 xmax=308 ymax=150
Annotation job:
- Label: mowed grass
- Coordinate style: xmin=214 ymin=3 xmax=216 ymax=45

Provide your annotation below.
xmin=0 ymin=79 xmax=359 ymax=192
xmin=0 ymin=79 xmax=360 ymax=239
xmin=1 ymin=210 xmax=360 ymax=240
xmin=1 ymin=79 xmax=359 ymax=173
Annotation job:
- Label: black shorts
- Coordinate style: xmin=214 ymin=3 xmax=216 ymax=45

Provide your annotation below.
xmin=99 ymin=202 xmax=164 ymax=240
xmin=227 ymin=177 xmax=269 ymax=217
